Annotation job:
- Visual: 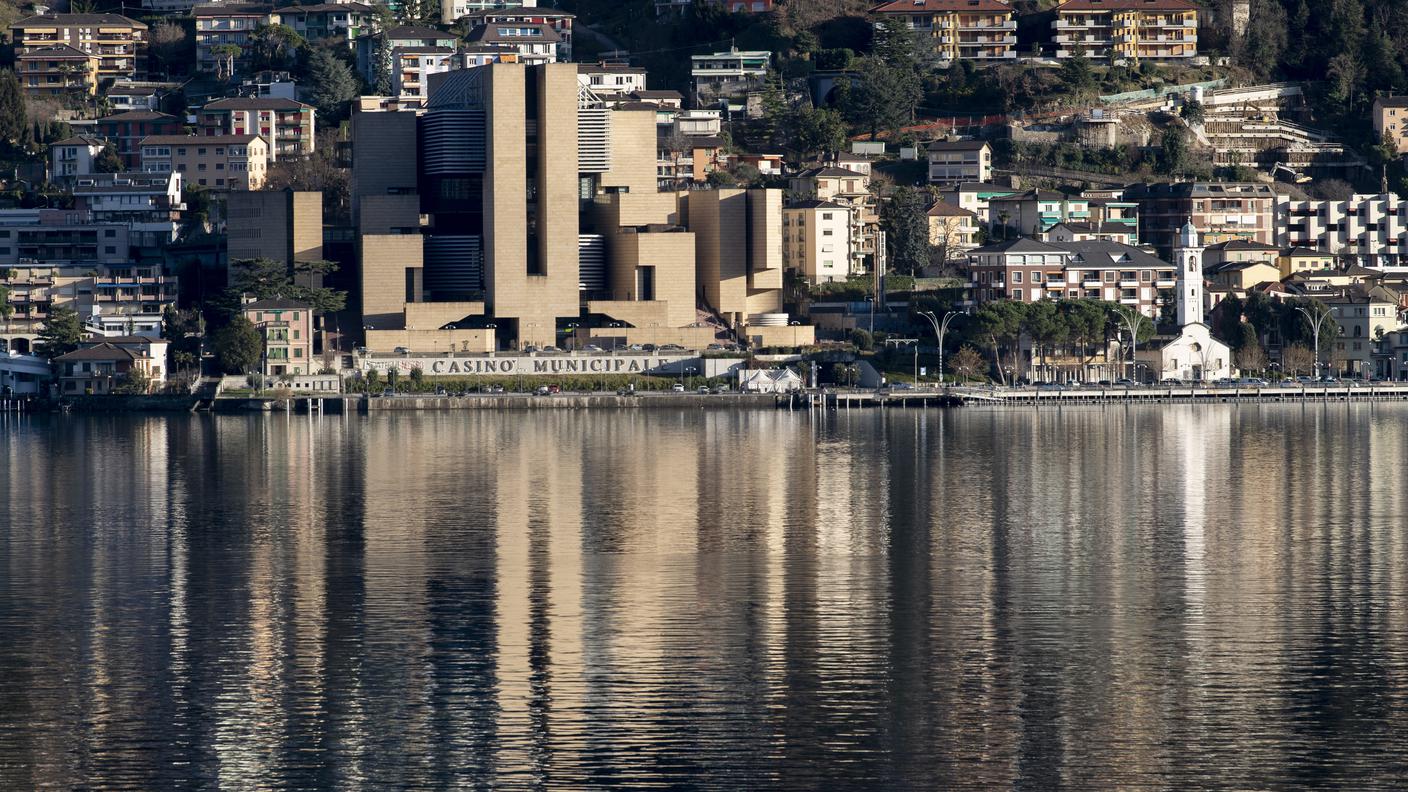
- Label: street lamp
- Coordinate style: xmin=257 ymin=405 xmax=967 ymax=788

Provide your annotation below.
xmin=1296 ymin=304 xmax=1332 ymax=381
xmin=919 ymin=310 xmax=961 ymax=386
xmin=1112 ymin=305 xmax=1145 ymax=382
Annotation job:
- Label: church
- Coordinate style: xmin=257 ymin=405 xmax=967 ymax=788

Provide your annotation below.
xmin=1138 ymin=222 xmax=1235 ymax=382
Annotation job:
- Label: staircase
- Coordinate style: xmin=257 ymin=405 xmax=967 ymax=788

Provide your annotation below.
xmin=191 ymin=377 xmax=222 ymax=412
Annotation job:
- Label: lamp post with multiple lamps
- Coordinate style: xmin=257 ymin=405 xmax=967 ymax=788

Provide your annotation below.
xmin=918 ymin=310 xmax=961 ymax=386
xmin=1295 ymin=303 xmax=1334 ymax=381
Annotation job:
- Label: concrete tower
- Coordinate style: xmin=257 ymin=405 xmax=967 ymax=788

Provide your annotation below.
xmin=1173 ymin=220 xmax=1204 ymax=327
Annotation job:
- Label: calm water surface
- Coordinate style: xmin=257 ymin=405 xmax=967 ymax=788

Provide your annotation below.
xmin=3 ymin=405 xmax=1408 ymax=790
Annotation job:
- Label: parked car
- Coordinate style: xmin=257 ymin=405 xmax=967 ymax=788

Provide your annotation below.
xmin=627 ymin=344 xmax=645 ymax=351
xmin=487 ymin=384 xmax=505 ymax=394
xmin=393 ymin=347 xmax=411 ymax=355
xmin=434 ymin=386 xmax=447 ymax=396
xmin=534 ymin=385 xmax=551 ymax=396
xmin=547 ymin=384 xmax=561 ymax=394
xmin=671 ymin=383 xmax=685 ymax=392
xmin=643 ymin=344 xmax=658 ymax=353
xmin=711 ymin=385 xmax=728 ymax=394
xmin=1037 ymin=382 xmax=1065 ymax=391
xmin=697 ymin=386 xmax=710 ymax=394
xmin=382 ymin=388 xmax=395 ymax=397
xmin=583 ymin=344 xmax=604 ymax=352
xmin=1114 ymin=378 xmax=1136 ymax=387
xmin=660 ymin=344 xmax=685 ymax=352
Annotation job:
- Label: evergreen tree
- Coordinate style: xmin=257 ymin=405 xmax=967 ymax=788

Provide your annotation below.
xmin=95 ymin=145 xmax=123 ymax=173
xmin=882 ymin=187 xmax=931 ymax=276
xmin=213 ymin=316 xmax=263 ymax=375
xmin=303 ymin=47 xmax=359 ymax=123
xmin=1241 ymin=0 xmax=1287 ymax=79
xmin=0 ymin=70 xmax=26 ymax=152
xmin=37 ymin=306 xmax=83 ymax=359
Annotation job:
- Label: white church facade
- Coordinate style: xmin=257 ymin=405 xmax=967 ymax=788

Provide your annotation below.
xmin=1138 ymin=222 xmax=1234 ymax=382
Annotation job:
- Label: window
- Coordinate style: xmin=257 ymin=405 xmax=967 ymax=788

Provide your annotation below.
xmin=1104 ymin=271 xmax=1115 ymax=282
xmin=1012 ymin=288 xmax=1023 ymax=300
xmin=1012 ymin=271 xmax=1023 ymax=284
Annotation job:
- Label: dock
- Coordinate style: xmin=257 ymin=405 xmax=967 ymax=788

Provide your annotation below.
xmin=794 ymin=383 xmax=1408 ymax=409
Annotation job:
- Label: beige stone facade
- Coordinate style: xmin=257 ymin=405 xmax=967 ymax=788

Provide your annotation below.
xmin=227 ymin=190 xmax=323 ymax=265
xmin=351 ymin=63 xmax=809 ymax=355
xmin=139 ymin=134 xmax=270 ymax=190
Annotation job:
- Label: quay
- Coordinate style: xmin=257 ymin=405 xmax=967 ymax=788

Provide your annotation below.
xmin=796 ymin=383 xmax=1408 ymax=409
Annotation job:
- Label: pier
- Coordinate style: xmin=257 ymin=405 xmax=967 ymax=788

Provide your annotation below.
xmin=796 ymin=383 xmax=1408 ymax=409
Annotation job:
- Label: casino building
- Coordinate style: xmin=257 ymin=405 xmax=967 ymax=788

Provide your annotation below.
xmin=352 ymin=62 xmax=810 ymax=353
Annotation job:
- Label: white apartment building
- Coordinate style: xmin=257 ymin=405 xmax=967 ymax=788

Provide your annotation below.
xmin=49 ymin=136 xmax=106 ymax=185
xmin=391 ymin=47 xmax=459 ymax=103
xmin=690 ymin=48 xmax=769 ymax=109
xmin=577 ymin=63 xmax=647 ymax=98
xmin=1277 ymin=193 xmax=1408 ymax=266
xmin=783 ymin=200 xmax=853 ymax=283
xmin=926 ymin=140 xmax=992 ymax=185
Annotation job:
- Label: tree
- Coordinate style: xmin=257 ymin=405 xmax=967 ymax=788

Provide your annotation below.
xmin=36 ymin=306 xmax=83 ymax=359
xmin=843 ymin=57 xmax=919 ymax=140
xmin=1026 ymin=300 xmax=1069 ymax=379
xmin=1061 ymin=299 xmax=1110 ymax=375
xmin=364 ymin=368 xmax=380 ymax=393
xmin=224 ymin=257 xmax=347 ymax=316
xmin=0 ymin=286 xmax=12 ymax=332
xmin=211 ymin=45 xmax=243 ymax=81
xmin=409 ymin=366 xmax=424 ymax=389
xmin=0 ymin=70 xmax=26 ymax=152
xmin=302 ymin=47 xmax=359 ymax=124
xmin=849 ymin=328 xmax=873 ymax=350
xmin=1236 ymin=342 xmax=1268 ymax=374
xmin=1327 ymin=52 xmax=1365 ymax=110
xmin=1180 ymin=100 xmax=1205 ymax=125
xmin=95 ymin=145 xmax=123 ymax=173
xmin=150 ymin=21 xmax=190 ymax=78
xmin=791 ymin=106 xmax=847 ymax=161
xmin=1240 ymin=0 xmax=1287 ymax=79
xmin=163 ymin=307 xmax=204 ymax=377
xmin=1160 ymin=127 xmax=1188 ymax=175
xmin=397 ymin=0 xmax=439 ymax=27
xmin=248 ymin=24 xmax=305 ymax=72
xmin=975 ymin=300 xmax=1027 ymax=384
xmin=949 ymin=345 xmax=984 ymax=382
xmin=882 ymin=186 xmax=930 ymax=276
xmin=1282 ymin=343 xmax=1314 ymax=377
xmin=213 ymin=316 xmax=263 ymax=374
xmin=1060 ymin=50 xmax=1095 ymax=96
xmin=262 ymin=130 xmax=351 ymax=224
xmin=113 ymin=369 xmax=152 ymax=395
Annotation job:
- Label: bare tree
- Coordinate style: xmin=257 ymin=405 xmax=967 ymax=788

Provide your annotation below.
xmin=949 ymin=345 xmax=985 ymax=382
xmin=1281 ymin=343 xmax=1313 ymax=377
xmin=1235 ymin=342 xmax=1268 ymax=375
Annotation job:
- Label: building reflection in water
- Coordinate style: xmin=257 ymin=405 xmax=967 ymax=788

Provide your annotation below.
xmin=3 ymin=405 xmax=1408 ymax=789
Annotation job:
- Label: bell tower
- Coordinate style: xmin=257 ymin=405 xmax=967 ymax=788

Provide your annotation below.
xmin=1173 ymin=220 xmax=1204 ymax=326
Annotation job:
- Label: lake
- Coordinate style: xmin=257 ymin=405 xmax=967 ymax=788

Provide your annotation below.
xmin=3 ymin=405 xmax=1408 ymax=790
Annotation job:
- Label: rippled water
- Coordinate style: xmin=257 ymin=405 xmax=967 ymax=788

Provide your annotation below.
xmin=3 ymin=405 xmax=1408 ymax=790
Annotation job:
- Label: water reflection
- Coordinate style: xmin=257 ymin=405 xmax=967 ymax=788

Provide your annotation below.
xmin=3 ymin=405 xmax=1408 ymax=789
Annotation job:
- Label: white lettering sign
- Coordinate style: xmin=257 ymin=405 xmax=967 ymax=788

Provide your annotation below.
xmin=358 ymin=354 xmax=698 ymax=378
